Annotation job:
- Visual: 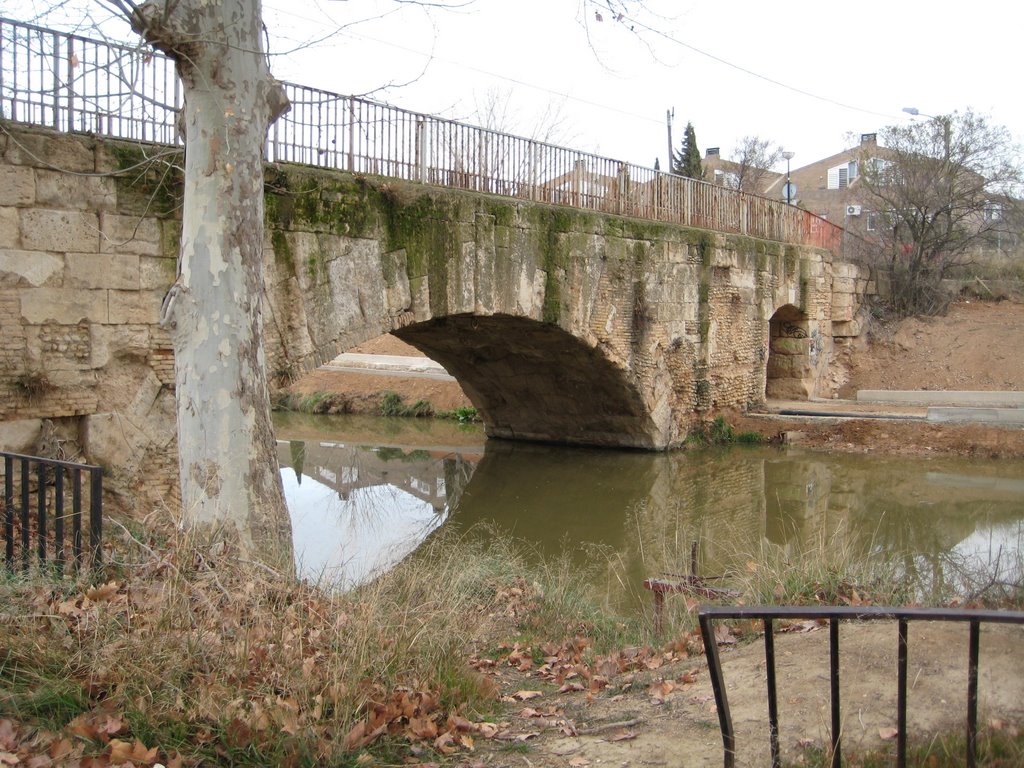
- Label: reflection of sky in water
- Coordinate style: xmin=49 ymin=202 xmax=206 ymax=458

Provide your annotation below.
xmin=954 ymin=520 xmax=1024 ymax=581
xmin=280 ymin=466 xmax=446 ymax=588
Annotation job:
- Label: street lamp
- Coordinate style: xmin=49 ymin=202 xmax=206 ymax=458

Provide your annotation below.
xmin=902 ymin=106 xmax=951 ymax=158
xmin=782 ymin=150 xmax=795 ymax=205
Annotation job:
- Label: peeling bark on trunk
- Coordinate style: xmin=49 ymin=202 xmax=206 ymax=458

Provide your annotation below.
xmin=128 ymin=0 xmax=293 ymax=570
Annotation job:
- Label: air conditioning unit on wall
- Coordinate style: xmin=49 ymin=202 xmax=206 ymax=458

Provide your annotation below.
xmin=846 ymin=205 xmax=862 ymax=216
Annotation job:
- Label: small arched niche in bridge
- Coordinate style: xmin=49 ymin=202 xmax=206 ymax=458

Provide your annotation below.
xmin=393 ymin=314 xmax=663 ymax=450
xmin=766 ymin=304 xmax=814 ymax=400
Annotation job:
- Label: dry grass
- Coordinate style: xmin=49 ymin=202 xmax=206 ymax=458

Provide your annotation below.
xmin=0 ymin=516 xmax=648 ymax=766
xmin=0 ymin=519 xmax=530 ymax=765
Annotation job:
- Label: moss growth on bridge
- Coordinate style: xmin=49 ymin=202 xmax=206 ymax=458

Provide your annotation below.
xmin=264 ymin=166 xmax=380 ymax=239
xmin=377 ymin=188 xmax=470 ymax=317
xmin=105 ymin=140 xmax=184 ymax=219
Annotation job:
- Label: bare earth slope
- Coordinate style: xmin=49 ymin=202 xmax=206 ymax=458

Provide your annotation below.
xmin=842 ymin=300 xmax=1024 ymax=394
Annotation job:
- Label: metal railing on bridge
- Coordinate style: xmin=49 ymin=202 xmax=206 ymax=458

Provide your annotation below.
xmin=2 ymin=450 xmax=103 ymax=574
xmin=0 ymin=16 xmax=842 ymax=252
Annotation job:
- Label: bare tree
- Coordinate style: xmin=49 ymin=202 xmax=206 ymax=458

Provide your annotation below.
xmin=730 ymin=135 xmax=783 ymax=194
xmin=104 ymin=0 xmax=293 ymax=569
xmin=19 ymin=0 xmax=660 ymax=568
xmin=858 ymin=109 xmax=1023 ymax=316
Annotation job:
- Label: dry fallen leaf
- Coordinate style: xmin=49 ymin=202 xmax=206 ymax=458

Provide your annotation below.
xmin=85 ymin=582 xmax=120 ymax=602
xmin=606 ymin=730 xmax=637 ymax=742
xmin=878 ymin=726 xmax=899 ymax=740
xmin=512 ymin=690 xmax=543 ymax=701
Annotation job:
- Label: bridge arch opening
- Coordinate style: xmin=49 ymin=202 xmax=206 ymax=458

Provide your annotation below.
xmin=392 ymin=314 xmax=661 ymax=449
xmin=766 ymin=304 xmax=813 ymax=400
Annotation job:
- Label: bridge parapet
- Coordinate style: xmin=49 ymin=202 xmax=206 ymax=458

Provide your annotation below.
xmin=0 ymin=17 xmax=842 ymax=255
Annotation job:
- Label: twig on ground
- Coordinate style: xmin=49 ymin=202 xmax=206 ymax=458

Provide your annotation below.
xmin=575 ymin=718 xmax=644 ymax=735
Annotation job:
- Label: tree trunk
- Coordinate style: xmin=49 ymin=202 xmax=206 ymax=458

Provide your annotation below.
xmin=128 ymin=0 xmax=293 ymax=570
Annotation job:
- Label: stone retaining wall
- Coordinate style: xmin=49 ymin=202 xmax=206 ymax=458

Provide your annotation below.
xmin=0 ymin=125 xmax=180 ymax=509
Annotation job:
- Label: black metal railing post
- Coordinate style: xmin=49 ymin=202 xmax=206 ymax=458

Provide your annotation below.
xmin=1 ymin=451 xmax=103 ymax=573
xmin=90 ymin=466 xmax=103 ymax=566
xmin=830 ymin=616 xmax=841 ymax=767
xmin=763 ymin=617 xmax=781 ymax=767
xmin=897 ymin=618 xmax=908 ymax=765
xmin=4 ymin=454 xmax=12 ymax=568
xmin=967 ymin=620 xmax=980 ymax=768
xmin=699 ymin=611 xmax=736 ymax=768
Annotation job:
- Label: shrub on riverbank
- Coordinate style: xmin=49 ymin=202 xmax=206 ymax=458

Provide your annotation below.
xmin=274 ymin=389 xmax=479 ymax=422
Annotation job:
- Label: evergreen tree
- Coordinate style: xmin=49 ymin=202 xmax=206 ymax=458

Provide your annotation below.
xmin=671 ymin=121 xmax=704 ymax=179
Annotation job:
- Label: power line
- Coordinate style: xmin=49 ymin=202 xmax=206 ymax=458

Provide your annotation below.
xmin=616 ymin=12 xmax=903 ymax=122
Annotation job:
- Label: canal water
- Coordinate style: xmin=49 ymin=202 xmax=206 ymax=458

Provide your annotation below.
xmin=274 ymin=412 xmax=1024 ymax=610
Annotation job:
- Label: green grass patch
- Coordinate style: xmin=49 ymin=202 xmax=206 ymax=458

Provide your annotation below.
xmin=686 ymin=415 xmax=765 ymax=446
xmin=790 ymin=725 xmax=1024 ymax=767
xmin=380 ymin=391 xmax=434 ymax=417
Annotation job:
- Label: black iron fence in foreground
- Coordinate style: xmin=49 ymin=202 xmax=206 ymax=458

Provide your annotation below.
xmin=2 ymin=450 xmax=103 ymax=574
xmin=698 ymin=604 xmax=1024 ymax=768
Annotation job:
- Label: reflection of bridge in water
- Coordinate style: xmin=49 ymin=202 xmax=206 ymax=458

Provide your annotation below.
xmin=275 ymin=423 xmax=1024 ymax=601
xmin=277 ymin=439 xmax=480 ymax=514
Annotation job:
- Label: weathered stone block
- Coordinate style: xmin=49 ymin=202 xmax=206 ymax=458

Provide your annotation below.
xmin=831 ymin=291 xmax=857 ymax=308
xmin=90 ymin=324 xmax=151 ymax=368
xmin=766 ymin=355 xmax=791 ymax=377
xmin=832 ymin=319 xmax=863 ymax=337
xmin=108 ymin=289 xmax=163 ymax=324
xmin=832 ymin=276 xmax=857 ymax=294
xmin=0 ymin=249 xmax=63 ymax=287
xmin=770 ymin=337 xmax=809 ymax=355
xmin=68 ymin=252 xmax=140 ymax=290
xmin=139 ymin=255 xmax=176 ymax=290
xmin=100 ymin=213 xmax=163 ymax=255
xmin=0 ymin=166 xmax=35 ymax=206
xmin=84 ymin=411 xmax=148 ymax=471
xmin=21 ymin=209 xmax=99 ymax=253
xmin=20 ymin=287 xmax=108 ymax=324
xmin=0 ymin=207 xmax=19 ymax=248
xmin=0 ymin=418 xmax=42 ymax=452
xmin=5 ymin=132 xmax=94 ymax=172
xmin=832 ymin=262 xmax=861 ymax=279
xmin=35 ymin=170 xmax=116 ymax=211
xmin=832 ymin=305 xmax=854 ymax=322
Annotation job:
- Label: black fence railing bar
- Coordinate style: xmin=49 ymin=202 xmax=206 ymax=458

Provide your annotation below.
xmin=0 ymin=17 xmax=844 ymax=254
xmin=2 ymin=451 xmax=103 ymax=574
xmin=698 ymin=605 xmax=1024 ymax=768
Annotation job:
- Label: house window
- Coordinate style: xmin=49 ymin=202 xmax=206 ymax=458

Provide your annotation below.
xmin=714 ymin=169 xmax=739 ymax=189
xmin=866 ymin=211 xmax=878 ymax=231
xmin=827 ymin=163 xmax=849 ymax=190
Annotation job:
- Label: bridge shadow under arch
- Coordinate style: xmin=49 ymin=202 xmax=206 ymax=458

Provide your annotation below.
xmin=393 ymin=314 xmax=661 ymax=449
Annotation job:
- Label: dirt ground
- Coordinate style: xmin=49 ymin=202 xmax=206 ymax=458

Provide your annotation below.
xmin=466 ymin=622 xmax=1024 ymax=767
xmin=285 ymin=300 xmax=1024 ymax=765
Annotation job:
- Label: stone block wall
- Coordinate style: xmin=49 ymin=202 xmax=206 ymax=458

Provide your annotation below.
xmin=0 ymin=125 xmax=180 ymax=510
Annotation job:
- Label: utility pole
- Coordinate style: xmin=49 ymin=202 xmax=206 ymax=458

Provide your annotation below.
xmin=666 ymin=108 xmax=674 ymax=173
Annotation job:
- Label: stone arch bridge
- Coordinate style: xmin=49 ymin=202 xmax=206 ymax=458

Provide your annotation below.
xmin=261 ymin=165 xmax=867 ymax=450
xmin=0 ymin=127 xmax=872 ymax=511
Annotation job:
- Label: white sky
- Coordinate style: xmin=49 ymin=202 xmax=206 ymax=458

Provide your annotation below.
xmin=16 ymin=0 xmax=1024 ymax=173
xmin=258 ymin=0 xmax=1024 ymax=172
